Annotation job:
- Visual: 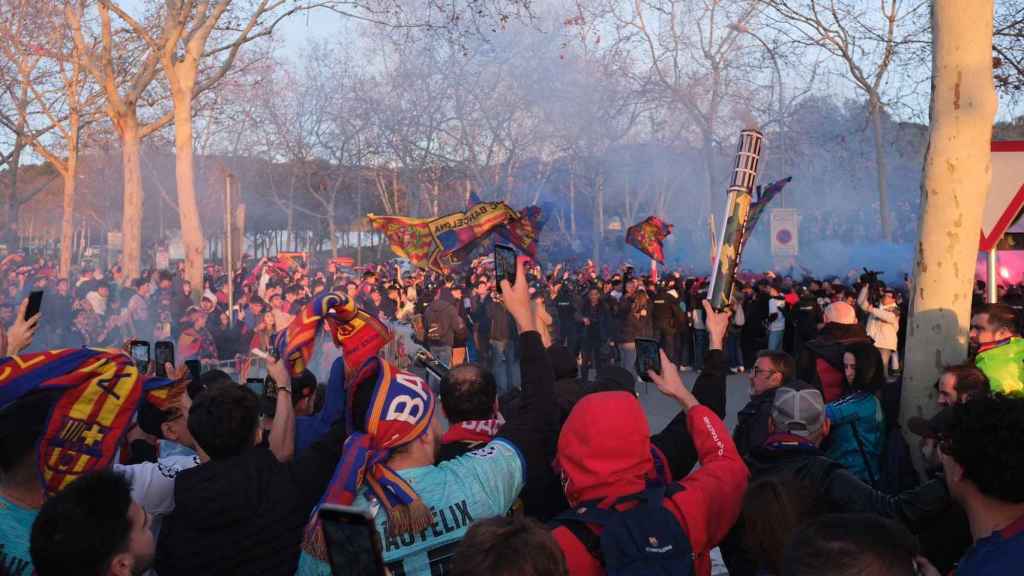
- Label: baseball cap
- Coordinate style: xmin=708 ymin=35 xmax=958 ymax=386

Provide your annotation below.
xmin=907 ymin=407 xmax=955 ymax=439
xmin=771 ymin=387 xmax=826 ymax=437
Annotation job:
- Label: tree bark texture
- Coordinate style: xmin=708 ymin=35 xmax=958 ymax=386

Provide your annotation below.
xmin=902 ymin=0 xmax=996 ymax=438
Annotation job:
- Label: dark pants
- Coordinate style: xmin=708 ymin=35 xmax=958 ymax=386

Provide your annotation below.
xmin=658 ymin=325 xmax=679 ymax=365
xmin=693 ymin=329 xmax=709 ymax=371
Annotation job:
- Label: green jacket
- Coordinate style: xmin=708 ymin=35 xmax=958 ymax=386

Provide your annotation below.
xmin=976 ymin=337 xmax=1024 ymax=396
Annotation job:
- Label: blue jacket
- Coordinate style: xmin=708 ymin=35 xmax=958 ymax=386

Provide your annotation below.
xmin=825 ymin=392 xmax=883 ymax=485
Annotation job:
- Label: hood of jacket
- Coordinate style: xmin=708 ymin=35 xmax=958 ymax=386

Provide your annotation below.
xmin=806 ymin=323 xmax=871 ymax=368
xmin=555 ymin=391 xmax=652 ymax=507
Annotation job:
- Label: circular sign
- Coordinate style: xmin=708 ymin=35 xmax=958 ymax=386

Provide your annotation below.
xmin=776 ymin=229 xmax=793 ymax=244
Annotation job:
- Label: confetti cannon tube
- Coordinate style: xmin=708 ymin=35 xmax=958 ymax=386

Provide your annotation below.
xmin=708 ymin=129 xmax=763 ymax=310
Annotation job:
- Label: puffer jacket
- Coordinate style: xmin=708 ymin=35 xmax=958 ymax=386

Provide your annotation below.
xmin=824 ymin=392 xmax=884 ymax=485
xmin=858 ymin=286 xmax=899 ymax=351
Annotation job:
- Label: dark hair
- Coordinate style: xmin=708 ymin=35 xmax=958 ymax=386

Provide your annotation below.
xmin=290 ymin=370 xmax=318 ymax=406
xmin=974 ymin=302 xmax=1020 ymax=335
xmin=756 ymin=350 xmax=795 ymax=383
xmin=741 ymin=478 xmax=827 ymax=575
xmin=939 ymin=364 xmax=990 ymax=401
xmin=450 ymin=515 xmax=567 ymax=576
xmin=843 ymin=342 xmax=885 ymax=394
xmin=441 ymin=364 xmax=497 ymax=423
xmin=31 ymin=470 xmax=136 ymax=576
xmin=0 ymin=390 xmax=60 ymax=474
xmin=944 ymin=394 xmax=1024 ymax=502
xmin=187 ymin=384 xmax=259 ymax=460
xmin=782 ymin=514 xmax=918 ymax=576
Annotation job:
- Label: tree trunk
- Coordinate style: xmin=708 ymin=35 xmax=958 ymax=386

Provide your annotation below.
xmin=870 ymin=99 xmax=893 ymax=241
xmin=172 ymin=97 xmax=205 ymax=303
xmin=59 ymin=154 xmax=78 ymax=278
xmin=329 ymin=192 xmax=338 ymax=259
xmin=569 ymin=166 xmax=577 ymax=237
xmin=121 ymin=120 xmax=144 ymax=280
xmin=902 ymin=0 xmax=996 ymax=446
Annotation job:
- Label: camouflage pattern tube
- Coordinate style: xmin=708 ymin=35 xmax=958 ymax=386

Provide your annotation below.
xmin=708 ymin=129 xmax=763 ymax=310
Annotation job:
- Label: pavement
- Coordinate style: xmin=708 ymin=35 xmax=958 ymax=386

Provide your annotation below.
xmin=638 ymin=370 xmax=753 ymax=432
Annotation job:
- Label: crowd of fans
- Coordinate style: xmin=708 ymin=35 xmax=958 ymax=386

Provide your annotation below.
xmin=1 ymin=249 xmax=1023 ymax=576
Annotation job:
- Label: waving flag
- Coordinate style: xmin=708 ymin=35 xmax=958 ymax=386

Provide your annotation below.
xmin=428 ymin=201 xmax=518 ymax=254
xmin=274 ymin=291 xmax=392 ymax=381
xmin=0 ymin=348 xmax=176 ymax=496
xmin=368 ymin=214 xmax=439 ymax=271
xmin=466 ymin=192 xmax=545 ymax=257
xmin=741 ymin=176 xmax=793 ymax=251
xmin=626 ymin=216 xmax=674 ymax=263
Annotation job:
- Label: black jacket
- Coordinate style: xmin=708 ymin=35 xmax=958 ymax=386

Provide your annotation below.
xmin=721 ymin=437 xmax=951 ymax=576
xmin=155 ymin=422 xmax=346 ymax=575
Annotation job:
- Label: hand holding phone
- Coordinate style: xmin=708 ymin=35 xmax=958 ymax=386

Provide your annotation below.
xmin=154 ymin=341 xmax=174 ymax=378
xmin=634 ymin=338 xmax=662 ymax=383
xmin=319 ymin=505 xmax=387 ymax=576
xmin=130 ymin=340 xmax=151 ymax=374
xmin=25 ymin=290 xmax=43 ymax=321
xmin=494 ymin=244 xmax=517 ymax=293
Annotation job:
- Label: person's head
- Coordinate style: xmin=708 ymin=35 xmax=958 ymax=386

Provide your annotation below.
xmin=841 ymin=342 xmax=885 ymax=395
xmin=935 ymin=364 xmax=990 ymax=407
xmin=750 ymin=351 xmax=794 ymax=395
xmin=440 ymin=364 xmax=497 ymax=424
xmin=449 ymin=515 xmax=567 ymax=576
xmin=940 ymin=394 xmax=1024 ymax=509
xmin=881 ymin=289 xmax=897 ymax=307
xmin=370 ymin=289 xmax=383 ymax=305
xmin=97 ymin=283 xmax=110 ymax=298
xmin=781 ymin=514 xmax=919 ymax=576
xmin=30 ymin=470 xmax=155 ymax=576
xmin=587 ymin=287 xmax=600 ymax=305
xmin=823 ymin=301 xmax=857 ymax=325
xmin=346 ymin=359 xmax=439 ymax=534
xmin=269 ymin=293 xmax=283 ymax=310
xmin=741 ymin=477 xmax=827 ymax=576
xmin=136 ymin=384 xmax=194 ymax=449
xmin=0 ymin=390 xmax=61 ymax=487
xmin=556 ymin=391 xmax=652 ymax=506
xmin=290 ymin=370 xmax=318 ymax=416
xmin=57 ymin=278 xmax=69 ymax=294
xmin=187 ymin=384 xmax=260 ymax=461
xmin=769 ymin=386 xmax=830 ymax=445
xmin=133 ymin=278 xmax=150 ymax=296
xmin=345 ymin=282 xmax=358 ymax=299
xmin=261 ymin=310 xmax=275 ymax=329
xmin=969 ymin=303 xmax=1019 ymax=351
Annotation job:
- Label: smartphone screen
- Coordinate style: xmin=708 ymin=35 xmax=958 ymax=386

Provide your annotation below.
xmin=319 ymin=505 xmax=386 ymax=576
xmin=25 ymin=290 xmax=43 ymax=321
xmin=494 ymin=244 xmax=517 ymax=292
xmin=154 ymin=341 xmax=174 ymax=378
xmin=130 ymin=341 xmax=151 ymax=374
xmin=635 ymin=338 xmax=662 ymax=383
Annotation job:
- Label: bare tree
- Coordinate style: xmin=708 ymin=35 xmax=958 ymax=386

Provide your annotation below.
xmin=0 ymin=0 xmax=101 ymax=276
xmin=760 ymin=0 xmax=929 ymax=241
xmin=902 ymin=0 xmax=996 ymax=459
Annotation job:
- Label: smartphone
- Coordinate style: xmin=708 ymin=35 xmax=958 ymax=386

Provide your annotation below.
xmin=319 ymin=504 xmax=387 ymax=576
xmin=635 ymin=337 xmax=662 ymax=383
xmin=25 ymin=290 xmax=43 ymax=321
xmin=130 ymin=340 xmax=151 ymax=374
xmin=494 ymin=244 xmax=517 ymax=292
xmin=154 ymin=341 xmax=174 ymax=378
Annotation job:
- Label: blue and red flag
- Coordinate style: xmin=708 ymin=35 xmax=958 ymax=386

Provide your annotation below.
xmin=626 ymin=216 xmax=674 ymax=263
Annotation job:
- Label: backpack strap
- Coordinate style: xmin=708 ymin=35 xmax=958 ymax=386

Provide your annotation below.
xmin=849 ymin=420 xmax=879 ymax=488
xmin=556 ymin=517 xmax=606 ymax=567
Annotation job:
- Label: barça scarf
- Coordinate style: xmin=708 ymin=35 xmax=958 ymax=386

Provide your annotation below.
xmin=303 ymin=358 xmax=436 ymax=560
xmin=273 ymin=291 xmax=392 ymax=379
xmin=441 ymin=414 xmax=505 ymax=445
xmin=0 ymin=348 xmax=175 ymax=496
xmin=626 ymin=216 xmax=674 ymax=263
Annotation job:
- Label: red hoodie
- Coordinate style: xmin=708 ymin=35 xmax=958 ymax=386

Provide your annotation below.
xmin=552 ymin=392 xmax=748 ymax=576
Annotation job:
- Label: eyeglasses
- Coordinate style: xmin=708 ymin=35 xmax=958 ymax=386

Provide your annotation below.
xmin=752 ymin=368 xmax=778 ymax=377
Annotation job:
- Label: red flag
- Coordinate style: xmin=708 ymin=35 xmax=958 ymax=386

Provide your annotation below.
xmin=626 ymin=216 xmax=674 ymax=263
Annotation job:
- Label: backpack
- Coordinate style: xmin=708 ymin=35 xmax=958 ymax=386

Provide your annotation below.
xmin=552 ymin=483 xmax=694 ymax=576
